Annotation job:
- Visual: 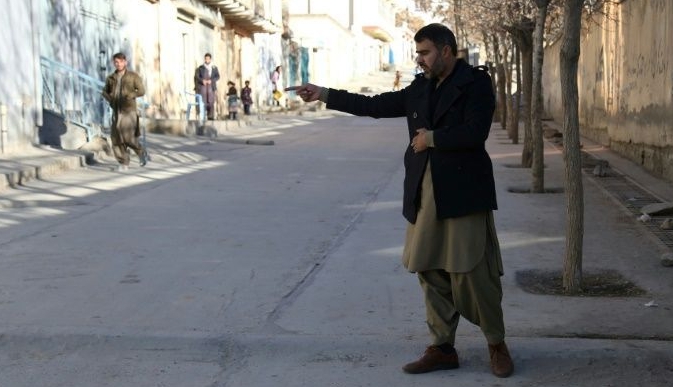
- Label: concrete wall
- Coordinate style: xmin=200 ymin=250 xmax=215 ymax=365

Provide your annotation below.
xmin=289 ymin=0 xmax=404 ymax=88
xmin=254 ymin=32 xmax=284 ymax=107
xmin=0 ymin=0 xmax=42 ymax=154
xmin=289 ymin=14 xmax=358 ymax=88
xmin=2 ymin=0 xmax=403 ymax=152
xmin=542 ymin=0 xmax=673 ymax=181
xmin=14 ymin=0 xmax=281 ymax=137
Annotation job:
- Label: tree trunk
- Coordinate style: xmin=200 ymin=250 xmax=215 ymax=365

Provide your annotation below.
xmin=531 ymin=0 xmax=549 ymax=193
xmin=507 ymin=41 xmax=520 ymax=144
xmin=511 ymin=44 xmax=521 ymax=144
xmin=493 ymin=34 xmax=508 ymax=131
xmin=482 ymin=33 xmax=498 ymax=123
xmin=519 ymin=41 xmax=533 ymax=167
xmin=560 ymin=0 xmax=584 ymax=294
xmin=509 ymin=23 xmax=534 ymax=167
xmin=504 ymin=40 xmax=514 ymax=140
xmin=453 ymin=0 xmax=468 ymax=48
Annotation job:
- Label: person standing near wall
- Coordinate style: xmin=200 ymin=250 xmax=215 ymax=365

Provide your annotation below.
xmin=271 ymin=65 xmax=282 ymax=106
xmin=102 ymin=52 xmax=146 ymax=171
xmin=241 ymin=80 xmax=253 ymax=115
xmin=196 ymin=53 xmax=220 ymax=120
xmin=226 ymin=81 xmax=239 ymax=120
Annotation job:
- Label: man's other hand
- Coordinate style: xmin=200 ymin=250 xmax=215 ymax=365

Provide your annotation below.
xmin=411 ymin=128 xmax=429 ymax=153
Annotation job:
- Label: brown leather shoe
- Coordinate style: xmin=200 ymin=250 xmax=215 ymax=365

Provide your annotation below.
xmin=402 ymin=345 xmax=460 ymax=374
xmin=488 ymin=342 xmax=514 ymax=378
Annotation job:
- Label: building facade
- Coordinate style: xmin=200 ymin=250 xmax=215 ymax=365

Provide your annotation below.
xmin=286 ymin=0 xmax=411 ymax=92
xmin=0 ymin=0 xmax=419 ymax=154
xmin=0 ymin=0 xmax=281 ymax=154
xmin=542 ymin=0 xmax=673 ymax=182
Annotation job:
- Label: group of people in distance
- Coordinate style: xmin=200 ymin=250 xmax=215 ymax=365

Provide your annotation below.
xmin=194 ymin=53 xmax=255 ymax=121
xmin=101 ymin=51 xmax=280 ymax=169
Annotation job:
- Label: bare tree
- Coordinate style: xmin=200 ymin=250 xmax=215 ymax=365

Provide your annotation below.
xmin=453 ymin=0 xmax=469 ymax=49
xmin=507 ymin=19 xmax=534 ymax=167
xmin=504 ymin=35 xmax=517 ymax=142
xmin=531 ymin=0 xmax=550 ymax=192
xmin=560 ymin=0 xmax=584 ymax=294
xmin=492 ymin=33 xmax=508 ymax=130
xmin=509 ymin=43 xmax=521 ymax=144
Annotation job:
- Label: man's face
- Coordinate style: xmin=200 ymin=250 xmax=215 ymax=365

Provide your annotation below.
xmin=204 ymin=56 xmax=211 ymax=64
xmin=113 ymin=57 xmax=127 ymax=72
xmin=415 ymin=39 xmax=451 ymax=80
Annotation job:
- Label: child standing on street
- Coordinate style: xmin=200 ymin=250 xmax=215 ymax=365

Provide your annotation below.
xmin=241 ymin=80 xmax=253 ymax=115
xmin=226 ymin=81 xmax=239 ymax=120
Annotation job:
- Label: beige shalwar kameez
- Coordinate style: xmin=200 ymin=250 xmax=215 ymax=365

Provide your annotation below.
xmin=402 ymin=161 xmax=506 ymax=345
xmin=103 ymin=69 xmax=146 ymax=166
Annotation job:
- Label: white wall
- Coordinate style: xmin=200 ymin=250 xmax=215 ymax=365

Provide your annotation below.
xmin=288 ymin=0 xmax=350 ymax=27
xmin=289 ymin=14 xmax=356 ymax=87
xmin=0 ymin=0 xmax=41 ymax=152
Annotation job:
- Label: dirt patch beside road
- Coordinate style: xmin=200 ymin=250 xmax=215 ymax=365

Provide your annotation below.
xmin=516 ymin=269 xmax=647 ymax=297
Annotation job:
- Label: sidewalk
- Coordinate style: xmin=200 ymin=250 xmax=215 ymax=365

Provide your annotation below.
xmin=0 ymin=115 xmax=296 ymax=193
xmin=0 ymin=146 xmax=91 ymax=192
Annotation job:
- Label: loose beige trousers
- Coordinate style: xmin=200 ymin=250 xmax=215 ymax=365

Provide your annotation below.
xmin=111 ymin=110 xmax=144 ymax=166
xmin=418 ymin=236 xmax=505 ymax=346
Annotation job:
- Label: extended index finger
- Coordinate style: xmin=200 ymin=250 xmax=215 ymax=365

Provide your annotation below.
xmin=284 ymin=85 xmax=303 ymax=92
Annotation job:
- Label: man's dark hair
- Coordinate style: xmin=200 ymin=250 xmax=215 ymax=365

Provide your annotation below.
xmin=112 ymin=52 xmax=126 ymax=60
xmin=414 ymin=23 xmax=457 ymax=56
xmin=205 ymin=53 xmax=212 ymax=59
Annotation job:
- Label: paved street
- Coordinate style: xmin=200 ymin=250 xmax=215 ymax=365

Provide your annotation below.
xmin=1 ymin=70 xmax=673 ymax=386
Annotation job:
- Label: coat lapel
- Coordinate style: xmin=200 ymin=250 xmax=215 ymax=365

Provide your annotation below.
xmin=432 ymin=85 xmax=461 ymax=126
xmin=431 ymin=60 xmax=473 ymax=126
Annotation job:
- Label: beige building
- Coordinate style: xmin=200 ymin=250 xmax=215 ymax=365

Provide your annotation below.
xmin=287 ymin=0 xmax=411 ymax=90
xmin=111 ymin=0 xmax=283 ymax=120
xmin=542 ymin=0 xmax=673 ymax=182
xmin=0 ymin=0 xmax=419 ymax=153
xmin=0 ymin=0 xmax=282 ymax=154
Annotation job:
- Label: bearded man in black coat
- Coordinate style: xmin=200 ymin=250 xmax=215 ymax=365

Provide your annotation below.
xmin=286 ymin=23 xmax=513 ymax=379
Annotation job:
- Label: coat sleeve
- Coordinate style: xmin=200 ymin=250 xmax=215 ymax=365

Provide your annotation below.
xmin=134 ymin=74 xmax=145 ymax=98
xmin=431 ymin=72 xmax=495 ymax=151
xmin=102 ymin=77 xmax=112 ymax=103
xmin=326 ymin=89 xmax=406 ymax=118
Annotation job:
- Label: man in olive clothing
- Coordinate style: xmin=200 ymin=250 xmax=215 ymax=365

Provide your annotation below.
xmin=286 ymin=23 xmax=513 ymax=378
xmin=102 ymin=52 xmax=147 ymax=170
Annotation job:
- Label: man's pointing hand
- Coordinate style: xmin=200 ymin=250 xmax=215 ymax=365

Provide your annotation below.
xmin=285 ymin=84 xmax=322 ymax=102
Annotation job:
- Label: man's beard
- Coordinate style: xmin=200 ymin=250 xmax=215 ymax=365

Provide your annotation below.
xmin=421 ymin=56 xmax=445 ymax=80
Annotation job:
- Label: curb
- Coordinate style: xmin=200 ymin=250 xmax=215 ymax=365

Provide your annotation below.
xmin=208 ymin=137 xmax=275 ymax=146
xmin=0 ymin=150 xmax=91 ymax=192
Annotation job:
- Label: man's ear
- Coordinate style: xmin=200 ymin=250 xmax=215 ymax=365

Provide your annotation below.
xmin=442 ymin=45 xmax=452 ymax=60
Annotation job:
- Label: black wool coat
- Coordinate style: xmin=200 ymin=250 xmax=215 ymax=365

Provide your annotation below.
xmin=326 ymin=59 xmax=498 ymax=224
